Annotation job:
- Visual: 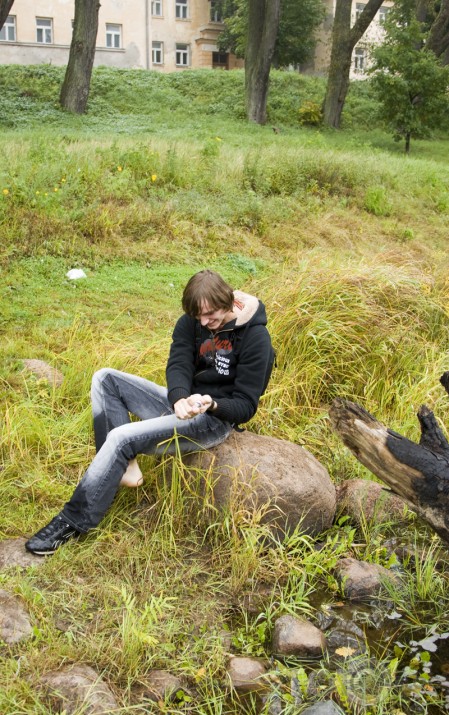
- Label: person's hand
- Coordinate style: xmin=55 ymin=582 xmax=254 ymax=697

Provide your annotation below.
xmin=174 ymin=394 xmax=213 ymax=420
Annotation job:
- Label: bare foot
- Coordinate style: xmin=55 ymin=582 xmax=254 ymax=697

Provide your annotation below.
xmin=120 ymin=458 xmax=143 ymax=487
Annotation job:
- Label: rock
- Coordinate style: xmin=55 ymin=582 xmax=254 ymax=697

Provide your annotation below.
xmin=301 ymin=701 xmax=345 ymax=715
xmin=272 ymin=615 xmax=326 ymax=657
xmin=66 ymin=268 xmax=87 ymax=280
xmin=185 ymin=431 xmax=336 ymax=536
xmin=336 ymin=479 xmax=407 ymax=526
xmin=39 ymin=664 xmax=118 ymax=714
xmin=0 ymin=589 xmax=33 ymax=644
xmin=326 ymin=619 xmax=367 ymax=658
xmin=0 ymin=538 xmax=47 ymax=570
xmin=227 ymin=656 xmax=268 ymax=693
xmin=335 ymin=557 xmax=399 ymax=601
xmin=22 ymin=359 xmax=64 ymax=387
xmin=132 ymin=669 xmax=184 ymax=703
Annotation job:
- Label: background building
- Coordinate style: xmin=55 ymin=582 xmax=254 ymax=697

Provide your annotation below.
xmin=0 ymin=0 xmax=391 ymax=77
xmin=0 ymin=0 xmax=243 ymax=71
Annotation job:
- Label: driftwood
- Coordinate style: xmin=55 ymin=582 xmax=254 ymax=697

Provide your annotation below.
xmin=329 ymin=372 xmax=449 ymax=544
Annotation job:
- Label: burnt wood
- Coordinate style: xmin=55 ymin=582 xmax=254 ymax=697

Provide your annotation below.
xmin=329 ymin=377 xmax=449 ymax=544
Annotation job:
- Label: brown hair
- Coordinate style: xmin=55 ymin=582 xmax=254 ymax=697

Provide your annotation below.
xmin=182 ymin=270 xmax=234 ymax=317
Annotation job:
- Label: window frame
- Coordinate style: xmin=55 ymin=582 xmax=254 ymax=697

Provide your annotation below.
xmin=175 ymin=0 xmax=189 ymax=20
xmin=210 ymin=1 xmax=222 ymax=22
xmin=0 ymin=14 xmax=16 ymax=42
xmin=355 ymin=3 xmax=366 ymax=21
xmin=106 ymin=23 xmax=122 ymax=49
xmin=152 ymin=0 xmax=163 ymax=16
xmin=175 ymin=42 xmax=190 ymax=66
xmin=36 ymin=17 xmax=53 ymax=44
xmin=378 ymin=6 xmax=389 ymax=24
xmin=353 ymin=46 xmax=366 ymax=73
xmin=152 ymin=40 xmax=164 ymax=65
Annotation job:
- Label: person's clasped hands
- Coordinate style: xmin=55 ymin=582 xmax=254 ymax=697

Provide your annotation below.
xmin=174 ymin=394 xmax=213 ymax=420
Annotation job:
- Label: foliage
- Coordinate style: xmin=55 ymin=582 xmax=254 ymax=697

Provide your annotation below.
xmin=298 ymin=100 xmax=322 ymax=125
xmin=216 ymin=0 xmax=324 ymax=68
xmin=370 ymin=0 xmax=449 ymax=152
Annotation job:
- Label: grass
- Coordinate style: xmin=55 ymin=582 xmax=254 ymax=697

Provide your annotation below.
xmin=1 ymin=65 xmax=449 ymax=713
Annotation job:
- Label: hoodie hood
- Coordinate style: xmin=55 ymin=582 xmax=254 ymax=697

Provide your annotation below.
xmin=232 ymin=290 xmax=267 ymax=328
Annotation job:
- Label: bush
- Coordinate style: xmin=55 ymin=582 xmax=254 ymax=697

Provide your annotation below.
xmin=298 ymin=100 xmax=322 ymax=126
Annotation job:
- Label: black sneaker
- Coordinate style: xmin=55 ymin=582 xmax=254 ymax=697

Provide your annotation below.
xmin=25 ymin=514 xmax=80 ymax=556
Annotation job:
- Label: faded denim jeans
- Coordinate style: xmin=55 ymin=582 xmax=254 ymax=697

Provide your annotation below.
xmin=61 ymin=368 xmax=232 ymax=532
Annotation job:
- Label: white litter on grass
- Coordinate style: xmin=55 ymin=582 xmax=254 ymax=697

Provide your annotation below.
xmin=66 ymin=269 xmax=87 ymax=280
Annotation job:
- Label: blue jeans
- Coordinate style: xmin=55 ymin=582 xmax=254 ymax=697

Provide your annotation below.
xmin=61 ymin=368 xmax=232 ymax=532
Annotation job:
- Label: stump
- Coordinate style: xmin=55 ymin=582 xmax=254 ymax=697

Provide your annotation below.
xmin=329 ymin=372 xmax=449 ymax=544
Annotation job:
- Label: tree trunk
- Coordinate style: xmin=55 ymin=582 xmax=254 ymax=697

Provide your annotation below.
xmin=0 ymin=0 xmax=14 ymax=30
xmin=405 ymin=131 xmax=411 ymax=154
xmin=322 ymin=0 xmax=384 ymax=128
xmin=245 ymin=0 xmax=281 ymax=124
xmin=60 ymin=0 xmax=101 ymax=114
xmin=329 ymin=372 xmax=449 ymax=544
xmin=427 ymin=0 xmax=449 ymax=64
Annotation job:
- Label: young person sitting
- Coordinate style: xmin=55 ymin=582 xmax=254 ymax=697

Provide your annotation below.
xmin=25 ymin=269 xmax=274 ymax=555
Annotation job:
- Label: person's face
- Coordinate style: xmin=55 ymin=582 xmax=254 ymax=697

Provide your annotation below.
xmin=197 ymin=301 xmax=230 ymax=330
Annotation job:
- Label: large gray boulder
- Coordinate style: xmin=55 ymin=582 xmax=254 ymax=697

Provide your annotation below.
xmin=185 ymin=431 xmax=336 ymax=536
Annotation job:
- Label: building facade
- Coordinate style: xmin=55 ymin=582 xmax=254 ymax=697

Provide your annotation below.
xmin=311 ymin=0 xmax=393 ymax=79
xmin=0 ymin=0 xmax=391 ymax=77
xmin=0 ymin=0 xmax=243 ymax=72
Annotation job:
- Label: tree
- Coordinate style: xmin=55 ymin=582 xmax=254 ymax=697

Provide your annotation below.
xmin=322 ymin=0 xmax=384 ymax=128
xmin=245 ymin=0 xmax=281 ymax=124
xmin=217 ymin=0 xmax=324 ymax=69
xmin=60 ymin=0 xmax=100 ymax=114
xmin=0 ymin=0 xmax=14 ymax=31
xmin=370 ymin=0 xmax=449 ymax=153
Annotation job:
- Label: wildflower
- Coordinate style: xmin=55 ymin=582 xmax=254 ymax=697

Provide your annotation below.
xmin=61 ymin=178 xmax=66 ymax=183
xmin=215 ymin=137 xmax=222 ymax=142
xmin=44 ymin=192 xmax=48 ymax=196
xmin=36 ymin=191 xmax=40 ymax=195
xmin=151 ymin=174 xmax=157 ymax=182
xmin=54 ymin=187 xmax=59 ymax=192
xmin=2 ymin=188 xmax=9 ymax=195
xmin=117 ymin=165 xmax=123 ymax=172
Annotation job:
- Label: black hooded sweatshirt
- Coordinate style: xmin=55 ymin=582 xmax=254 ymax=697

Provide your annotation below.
xmin=166 ymin=290 xmax=273 ymax=426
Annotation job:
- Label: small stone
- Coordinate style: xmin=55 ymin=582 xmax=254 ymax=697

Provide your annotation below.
xmin=22 ymin=359 xmax=64 ymax=387
xmin=301 ymin=700 xmax=345 ymax=715
xmin=0 ymin=589 xmax=33 ymax=644
xmin=272 ymin=615 xmax=326 ymax=657
xmin=39 ymin=665 xmax=118 ymax=714
xmin=227 ymin=656 xmax=268 ymax=693
xmin=336 ymin=479 xmax=407 ymax=526
xmin=335 ymin=557 xmax=399 ymax=601
xmin=134 ymin=670 xmax=184 ymax=702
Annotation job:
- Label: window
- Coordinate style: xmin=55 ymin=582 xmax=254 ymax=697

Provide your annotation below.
xmin=354 ymin=46 xmax=366 ymax=73
xmin=175 ymin=0 xmax=188 ymax=20
xmin=355 ymin=3 xmax=366 ymax=21
xmin=106 ymin=23 xmax=122 ymax=48
xmin=212 ymin=51 xmax=228 ymax=69
xmin=152 ymin=0 xmax=163 ymax=16
xmin=152 ymin=41 xmax=163 ymax=64
xmin=378 ymin=6 xmax=389 ymax=24
xmin=0 ymin=15 xmax=16 ymax=41
xmin=36 ymin=18 xmax=53 ymax=44
xmin=176 ymin=43 xmax=189 ymax=66
xmin=210 ymin=1 xmax=222 ymax=22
